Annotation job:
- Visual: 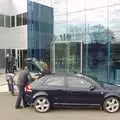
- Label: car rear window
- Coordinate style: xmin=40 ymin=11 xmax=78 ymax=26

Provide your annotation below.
xmin=30 ymin=76 xmax=48 ymax=88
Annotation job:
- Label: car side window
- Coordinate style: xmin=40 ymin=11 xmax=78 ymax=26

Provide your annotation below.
xmin=67 ymin=77 xmax=92 ymax=88
xmin=43 ymin=76 xmax=64 ymax=86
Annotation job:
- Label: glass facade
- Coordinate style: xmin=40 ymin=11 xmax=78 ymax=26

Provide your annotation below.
xmin=27 ymin=0 xmax=53 ymax=65
xmin=47 ymin=0 xmax=120 ymax=84
xmin=1 ymin=0 xmax=120 ymax=84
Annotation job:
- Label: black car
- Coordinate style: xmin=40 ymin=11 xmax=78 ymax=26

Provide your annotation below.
xmin=25 ymin=74 xmax=120 ymax=113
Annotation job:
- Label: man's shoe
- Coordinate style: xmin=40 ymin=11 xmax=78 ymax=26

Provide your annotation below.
xmin=24 ymin=105 xmax=29 ymax=108
xmin=15 ymin=106 xmax=23 ymax=109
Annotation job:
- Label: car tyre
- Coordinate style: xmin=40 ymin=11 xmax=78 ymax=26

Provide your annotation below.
xmin=103 ymin=97 xmax=120 ymax=113
xmin=34 ymin=96 xmax=50 ymax=113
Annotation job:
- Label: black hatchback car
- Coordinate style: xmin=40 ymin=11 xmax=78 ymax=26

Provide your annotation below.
xmin=25 ymin=74 xmax=120 ymax=113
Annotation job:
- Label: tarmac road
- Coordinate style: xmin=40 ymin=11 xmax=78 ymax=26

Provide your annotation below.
xmin=0 ymin=93 xmax=120 ymax=120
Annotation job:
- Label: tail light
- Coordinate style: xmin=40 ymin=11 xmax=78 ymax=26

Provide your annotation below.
xmin=25 ymin=85 xmax=32 ymax=93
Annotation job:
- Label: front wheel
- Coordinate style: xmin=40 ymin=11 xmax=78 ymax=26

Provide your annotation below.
xmin=34 ymin=97 xmax=50 ymax=113
xmin=103 ymin=97 xmax=120 ymax=113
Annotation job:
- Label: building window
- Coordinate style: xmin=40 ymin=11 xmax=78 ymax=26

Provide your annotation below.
xmin=23 ymin=13 xmax=27 ymax=25
xmin=11 ymin=16 xmax=15 ymax=27
xmin=0 ymin=15 xmax=4 ymax=27
xmin=16 ymin=14 xmax=22 ymax=26
xmin=6 ymin=16 xmax=10 ymax=27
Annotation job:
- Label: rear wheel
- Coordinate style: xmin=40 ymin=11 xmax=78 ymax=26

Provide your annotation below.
xmin=34 ymin=97 xmax=50 ymax=113
xmin=103 ymin=97 xmax=120 ymax=113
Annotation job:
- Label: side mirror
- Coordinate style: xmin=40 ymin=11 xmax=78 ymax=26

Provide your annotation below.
xmin=89 ymin=85 xmax=96 ymax=91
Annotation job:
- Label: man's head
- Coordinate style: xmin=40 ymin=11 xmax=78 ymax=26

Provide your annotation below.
xmin=24 ymin=66 xmax=28 ymax=70
xmin=24 ymin=66 xmax=30 ymax=75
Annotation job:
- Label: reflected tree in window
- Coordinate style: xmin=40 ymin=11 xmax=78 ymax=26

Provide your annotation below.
xmin=87 ymin=24 xmax=115 ymax=69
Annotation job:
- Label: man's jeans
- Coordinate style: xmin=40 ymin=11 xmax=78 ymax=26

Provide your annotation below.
xmin=15 ymin=85 xmax=27 ymax=108
xmin=7 ymin=78 xmax=14 ymax=94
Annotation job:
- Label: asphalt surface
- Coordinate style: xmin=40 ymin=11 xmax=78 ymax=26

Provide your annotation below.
xmin=0 ymin=73 xmax=120 ymax=120
xmin=0 ymin=93 xmax=120 ymax=120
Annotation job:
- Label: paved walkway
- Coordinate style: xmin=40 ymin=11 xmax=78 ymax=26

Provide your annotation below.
xmin=0 ymin=73 xmax=8 ymax=92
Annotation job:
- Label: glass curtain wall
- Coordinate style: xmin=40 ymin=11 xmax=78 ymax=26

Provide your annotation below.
xmin=109 ymin=5 xmax=120 ymax=84
xmin=27 ymin=0 xmax=53 ymax=66
xmin=50 ymin=0 xmax=86 ymax=73
xmin=84 ymin=7 xmax=108 ymax=82
xmin=29 ymin=0 xmax=120 ymax=83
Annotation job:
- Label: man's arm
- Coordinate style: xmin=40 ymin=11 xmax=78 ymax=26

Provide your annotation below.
xmin=27 ymin=72 xmax=32 ymax=83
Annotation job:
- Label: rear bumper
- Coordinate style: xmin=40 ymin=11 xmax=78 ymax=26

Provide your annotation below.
xmin=25 ymin=93 xmax=34 ymax=105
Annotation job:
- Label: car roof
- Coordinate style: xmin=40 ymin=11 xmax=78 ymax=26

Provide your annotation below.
xmin=43 ymin=73 xmax=94 ymax=79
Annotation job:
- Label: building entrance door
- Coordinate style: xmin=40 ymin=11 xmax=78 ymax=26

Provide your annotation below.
xmin=51 ymin=41 xmax=83 ymax=73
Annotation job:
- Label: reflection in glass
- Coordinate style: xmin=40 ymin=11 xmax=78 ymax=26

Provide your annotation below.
xmin=68 ymin=11 xmax=85 ymax=33
xmin=51 ymin=0 xmax=67 ymax=15
xmin=86 ymin=8 xmax=107 ymax=29
xmin=55 ymin=44 xmax=66 ymax=72
xmin=83 ymin=8 xmax=108 ymax=82
xmin=68 ymin=0 xmax=85 ymax=12
xmin=109 ymin=0 xmax=120 ymax=5
xmin=28 ymin=0 xmax=120 ymax=84
xmin=54 ymin=22 xmax=67 ymax=35
xmin=86 ymin=0 xmax=107 ymax=9
xmin=54 ymin=42 xmax=81 ymax=73
xmin=109 ymin=6 xmax=120 ymax=32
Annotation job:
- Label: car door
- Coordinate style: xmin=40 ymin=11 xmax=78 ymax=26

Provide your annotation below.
xmin=42 ymin=76 xmax=67 ymax=104
xmin=66 ymin=76 xmax=103 ymax=105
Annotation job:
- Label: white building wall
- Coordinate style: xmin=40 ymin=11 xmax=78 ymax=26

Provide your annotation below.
xmin=0 ymin=26 xmax=27 ymax=49
xmin=0 ymin=0 xmax=27 ymax=49
xmin=8 ymin=0 xmax=27 ymax=15
xmin=0 ymin=0 xmax=11 ymax=15
xmin=0 ymin=0 xmax=27 ymax=15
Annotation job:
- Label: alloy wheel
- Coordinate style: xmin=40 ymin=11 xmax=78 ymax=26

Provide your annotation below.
xmin=104 ymin=97 xmax=120 ymax=113
xmin=34 ymin=97 xmax=50 ymax=113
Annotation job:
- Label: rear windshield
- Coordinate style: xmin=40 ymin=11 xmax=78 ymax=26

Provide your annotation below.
xmin=30 ymin=76 xmax=47 ymax=88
